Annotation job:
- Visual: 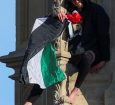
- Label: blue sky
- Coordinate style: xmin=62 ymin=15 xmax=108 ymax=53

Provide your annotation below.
xmin=0 ymin=0 xmax=15 ymax=105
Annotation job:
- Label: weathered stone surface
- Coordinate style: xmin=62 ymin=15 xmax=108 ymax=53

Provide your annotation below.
xmin=0 ymin=0 xmax=115 ymax=105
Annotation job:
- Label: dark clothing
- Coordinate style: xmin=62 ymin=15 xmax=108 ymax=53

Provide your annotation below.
xmin=69 ymin=50 xmax=95 ymax=88
xmin=26 ymin=84 xmax=43 ymax=103
xmin=66 ymin=0 xmax=110 ymax=66
xmin=66 ymin=0 xmax=110 ymax=88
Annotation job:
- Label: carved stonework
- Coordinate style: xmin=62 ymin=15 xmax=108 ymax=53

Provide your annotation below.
xmin=52 ymin=26 xmax=89 ymax=105
xmin=53 ymin=30 xmax=71 ymax=105
xmin=1 ymin=0 xmax=115 ymax=105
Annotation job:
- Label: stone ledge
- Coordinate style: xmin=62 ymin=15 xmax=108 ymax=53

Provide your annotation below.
xmin=0 ymin=49 xmax=25 ymax=80
xmin=0 ymin=49 xmax=25 ymax=68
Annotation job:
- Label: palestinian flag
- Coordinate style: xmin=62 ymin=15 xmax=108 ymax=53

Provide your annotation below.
xmin=20 ymin=16 xmax=68 ymax=89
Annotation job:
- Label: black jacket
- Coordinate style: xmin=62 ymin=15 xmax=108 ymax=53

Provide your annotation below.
xmin=66 ymin=0 xmax=110 ymax=65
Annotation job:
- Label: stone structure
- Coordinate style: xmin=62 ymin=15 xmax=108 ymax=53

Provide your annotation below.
xmin=0 ymin=0 xmax=115 ymax=105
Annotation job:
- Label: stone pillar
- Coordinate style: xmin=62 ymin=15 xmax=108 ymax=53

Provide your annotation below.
xmin=52 ymin=27 xmax=89 ymax=105
xmin=54 ymin=31 xmax=71 ymax=105
xmin=16 ymin=0 xmax=30 ymax=50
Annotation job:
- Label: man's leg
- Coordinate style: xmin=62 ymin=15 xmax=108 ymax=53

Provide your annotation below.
xmin=68 ymin=51 xmax=95 ymax=103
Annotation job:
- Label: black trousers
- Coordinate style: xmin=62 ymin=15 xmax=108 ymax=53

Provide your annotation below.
xmin=26 ymin=50 xmax=95 ymax=103
xmin=69 ymin=50 xmax=95 ymax=88
xmin=26 ymin=84 xmax=44 ymax=103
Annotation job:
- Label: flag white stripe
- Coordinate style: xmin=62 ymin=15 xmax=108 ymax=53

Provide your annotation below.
xmin=31 ymin=17 xmax=47 ymax=32
xmin=27 ymin=17 xmax=48 ymax=89
xmin=27 ymin=48 xmax=46 ymax=88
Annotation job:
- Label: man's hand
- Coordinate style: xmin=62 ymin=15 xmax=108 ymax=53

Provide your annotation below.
xmin=90 ymin=61 xmax=106 ymax=74
xmin=57 ymin=7 xmax=67 ymax=22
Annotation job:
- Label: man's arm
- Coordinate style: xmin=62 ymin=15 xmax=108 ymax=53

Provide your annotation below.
xmin=97 ymin=7 xmax=110 ymax=61
xmin=90 ymin=6 xmax=110 ymax=74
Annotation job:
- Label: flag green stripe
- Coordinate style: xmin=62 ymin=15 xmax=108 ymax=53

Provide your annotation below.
xmin=41 ymin=43 xmax=65 ymax=87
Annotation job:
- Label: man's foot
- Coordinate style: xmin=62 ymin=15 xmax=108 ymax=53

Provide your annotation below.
xmin=68 ymin=87 xmax=79 ymax=103
xmin=24 ymin=102 xmax=32 ymax=105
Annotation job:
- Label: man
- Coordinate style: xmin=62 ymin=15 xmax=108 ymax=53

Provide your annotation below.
xmin=56 ymin=0 xmax=110 ymax=103
xmin=24 ymin=0 xmax=110 ymax=104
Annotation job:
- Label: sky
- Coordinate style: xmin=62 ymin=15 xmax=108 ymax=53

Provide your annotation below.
xmin=0 ymin=0 xmax=15 ymax=105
